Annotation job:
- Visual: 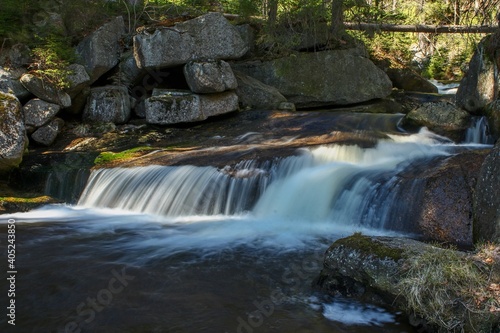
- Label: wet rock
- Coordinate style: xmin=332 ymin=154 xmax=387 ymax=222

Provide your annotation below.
xmin=0 ymin=92 xmax=28 ymax=172
xmin=456 ymin=36 xmax=498 ymax=114
xmin=233 ymin=70 xmax=287 ymax=110
xmin=22 ymin=99 xmax=61 ymax=128
xmin=133 ymin=12 xmax=248 ymax=69
xmin=145 ymin=90 xmax=238 ymax=125
xmin=65 ymin=64 xmax=91 ymax=98
xmin=20 ymin=73 xmax=71 ymax=108
xmin=83 ymin=85 xmax=131 ymax=124
xmin=474 ymin=141 xmax=500 ymax=243
xmin=31 ymin=118 xmax=65 ymax=146
xmin=183 ymin=60 xmax=237 ymax=93
xmin=76 ymin=16 xmax=125 ymax=84
xmin=402 ymin=101 xmax=470 ymax=141
xmin=484 ymin=100 xmax=500 ymax=139
xmin=233 ymin=48 xmax=392 ymax=108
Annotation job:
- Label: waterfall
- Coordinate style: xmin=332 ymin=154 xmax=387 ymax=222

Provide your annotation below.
xmin=78 ymin=129 xmax=453 ymax=232
xmin=464 ymin=116 xmax=495 ymax=144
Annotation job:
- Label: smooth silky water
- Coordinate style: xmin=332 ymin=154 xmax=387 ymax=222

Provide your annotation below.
xmin=1 ymin=118 xmax=492 ymax=332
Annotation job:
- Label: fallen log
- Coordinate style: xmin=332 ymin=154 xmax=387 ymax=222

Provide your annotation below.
xmin=344 ymin=22 xmax=498 ymax=33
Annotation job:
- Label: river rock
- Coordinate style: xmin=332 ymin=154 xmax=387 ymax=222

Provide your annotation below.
xmin=402 ymin=101 xmax=470 ymax=141
xmin=316 ymin=234 xmax=499 ymax=333
xmin=0 ymin=92 xmax=27 ymax=172
xmin=83 ymin=86 xmax=131 ymax=124
xmin=76 ymin=16 xmax=125 ymax=84
xmin=474 ymin=141 xmax=500 ymax=243
xmin=484 ymin=99 xmax=500 ymax=139
xmin=232 ymin=48 xmax=392 ymax=108
xmin=31 ymin=117 xmax=64 ymax=146
xmin=233 ymin=70 xmax=287 ymax=109
xmin=183 ymin=60 xmax=237 ymax=93
xmin=22 ymin=99 xmax=61 ymax=129
xmin=65 ymin=64 xmax=91 ymax=98
xmin=20 ymin=74 xmax=71 ymax=108
xmin=133 ymin=12 xmax=248 ymax=69
xmin=145 ymin=90 xmax=238 ymax=125
xmin=456 ymin=36 xmax=498 ymax=114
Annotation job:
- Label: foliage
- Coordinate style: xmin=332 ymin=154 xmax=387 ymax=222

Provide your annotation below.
xmin=29 ymin=36 xmax=75 ymax=89
xmin=397 ymin=244 xmax=500 ymax=331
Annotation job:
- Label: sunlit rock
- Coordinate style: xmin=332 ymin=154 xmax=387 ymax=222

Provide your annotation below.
xmin=20 ymin=73 xmax=71 ymax=108
xmin=22 ymin=99 xmax=61 ymax=129
xmin=0 ymin=92 xmax=27 ymax=172
xmin=184 ymin=60 xmax=237 ymax=94
xmin=83 ymin=86 xmax=131 ymax=124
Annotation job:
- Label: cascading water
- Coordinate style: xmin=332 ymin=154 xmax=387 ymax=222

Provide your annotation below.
xmin=464 ymin=116 xmax=495 ymax=144
xmin=1 ymin=123 xmax=488 ymax=333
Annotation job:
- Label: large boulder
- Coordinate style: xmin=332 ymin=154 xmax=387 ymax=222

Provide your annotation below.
xmin=31 ymin=117 xmax=64 ymax=146
xmin=145 ymin=90 xmax=238 ymax=125
xmin=22 ymin=99 xmax=61 ymax=129
xmin=474 ymin=141 xmax=500 ymax=243
xmin=133 ymin=12 xmax=248 ymax=69
xmin=456 ymin=36 xmax=499 ymax=114
xmin=232 ymin=49 xmax=392 ymax=108
xmin=183 ymin=60 xmax=237 ymax=93
xmin=233 ymin=70 xmax=287 ymax=110
xmin=76 ymin=16 xmax=125 ymax=84
xmin=83 ymin=86 xmax=131 ymax=124
xmin=0 ymin=92 xmax=27 ymax=172
xmin=386 ymin=67 xmax=438 ymax=93
xmin=20 ymin=74 xmax=71 ymax=108
xmin=317 ymin=234 xmax=499 ymax=333
xmin=402 ymin=101 xmax=470 ymax=141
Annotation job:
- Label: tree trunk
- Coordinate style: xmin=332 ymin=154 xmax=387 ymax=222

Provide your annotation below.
xmin=344 ymin=22 xmax=498 ymax=33
xmin=331 ymin=0 xmax=345 ymax=39
xmin=268 ymin=0 xmax=278 ymax=30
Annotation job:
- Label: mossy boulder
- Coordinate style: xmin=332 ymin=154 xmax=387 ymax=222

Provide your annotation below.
xmin=0 ymin=196 xmax=60 ymax=214
xmin=232 ymin=48 xmax=392 ymax=108
xmin=317 ymin=234 xmax=500 ymax=333
xmin=0 ymin=92 xmax=28 ymax=173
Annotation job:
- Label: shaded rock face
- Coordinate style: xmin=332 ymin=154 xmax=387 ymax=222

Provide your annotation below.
xmin=22 ymin=99 xmax=61 ymax=128
xmin=133 ymin=12 xmax=248 ymax=69
xmin=65 ymin=64 xmax=91 ymax=98
xmin=233 ymin=70 xmax=287 ymax=110
xmin=20 ymin=74 xmax=71 ymax=108
xmin=83 ymin=86 xmax=131 ymax=124
xmin=485 ymin=99 xmax=500 ymax=139
xmin=386 ymin=67 xmax=438 ymax=93
xmin=474 ymin=141 xmax=500 ymax=243
xmin=0 ymin=67 xmax=31 ymax=101
xmin=402 ymin=101 xmax=470 ymax=141
xmin=0 ymin=92 xmax=27 ymax=172
xmin=145 ymin=90 xmax=239 ymax=125
xmin=456 ymin=36 xmax=498 ymax=114
xmin=233 ymin=49 xmax=392 ymax=108
xmin=76 ymin=16 xmax=125 ymax=84
xmin=31 ymin=118 xmax=64 ymax=146
xmin=183 ymin=60 xmax=237 ymax=93
xmin=414 ymin=151 xmax=486 ymax=249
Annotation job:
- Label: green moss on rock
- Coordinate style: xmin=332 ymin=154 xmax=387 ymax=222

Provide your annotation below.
xmin=333 ymin=232 xmax=404 ymax=261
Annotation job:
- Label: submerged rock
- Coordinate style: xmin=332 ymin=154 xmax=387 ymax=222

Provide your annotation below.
xmin=0 ymin=92 xmax=28 ymax=173
xmin=233 ymin=48 xmax=392 ymax=108
xmin=133 ymin=12 xmax=248 ymax=69
xmin=184 ymin=60 xmax=237 ymax=94
xmin=474 ymin=141 xmax=500 ymax=243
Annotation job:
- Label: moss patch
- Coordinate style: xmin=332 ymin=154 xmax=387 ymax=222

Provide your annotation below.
xmin=0 ymin=195 xmax=59 ymax=213
xmin=334 ymin=233 xmax=403 ymax=261
xmin=94 ymin=146 xmax=158 ymax=166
